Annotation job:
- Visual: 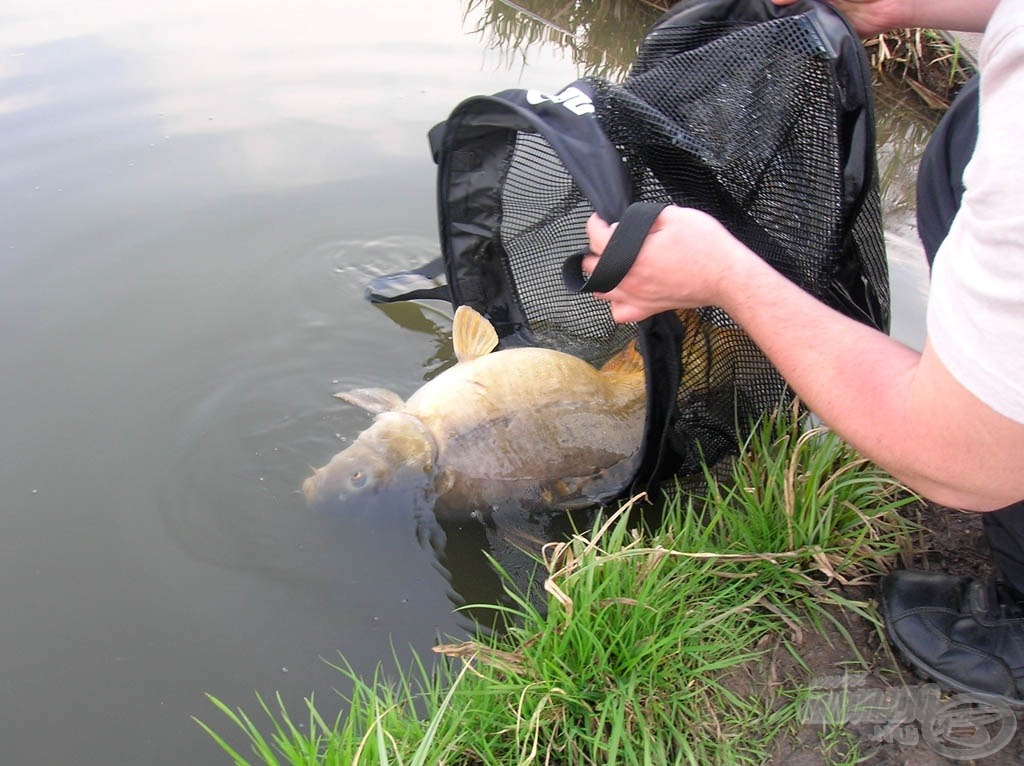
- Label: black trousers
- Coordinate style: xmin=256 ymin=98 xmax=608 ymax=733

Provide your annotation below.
xmin=917 ymin=75 xmax=1024 ymax=593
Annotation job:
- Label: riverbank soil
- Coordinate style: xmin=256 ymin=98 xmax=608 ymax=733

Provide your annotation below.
xmin=773 ymin=500 xmax=1024 ymax=765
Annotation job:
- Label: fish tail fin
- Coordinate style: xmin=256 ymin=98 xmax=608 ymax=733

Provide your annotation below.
xmin=600 ymin=338 xmax=644 ymax=377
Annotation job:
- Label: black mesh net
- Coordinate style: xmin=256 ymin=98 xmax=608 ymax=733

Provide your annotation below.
xmin=497 ymin=132 xmax=634 ymax=362
xmin=440 ymin=2 xmax=888 ymax=485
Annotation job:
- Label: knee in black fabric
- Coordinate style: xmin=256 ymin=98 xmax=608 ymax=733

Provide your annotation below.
xmin=916 ymin=75 xmax=980 ymax=266
xmin=982 ymin=500 xmax=1024 ymax=596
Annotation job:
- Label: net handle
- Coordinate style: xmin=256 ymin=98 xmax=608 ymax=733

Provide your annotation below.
xmin=562 ymin=201 xmax=670 ymax=293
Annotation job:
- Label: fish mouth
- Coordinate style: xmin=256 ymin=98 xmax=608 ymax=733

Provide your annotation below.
xmin=301 ymin=466 xmax=324 ymax=504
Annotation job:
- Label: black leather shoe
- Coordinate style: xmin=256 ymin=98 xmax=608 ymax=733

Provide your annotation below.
xmin=878 ymin=570 xmax=1024 ymax=707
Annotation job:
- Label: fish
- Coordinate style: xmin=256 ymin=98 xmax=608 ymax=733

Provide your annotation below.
xmin=302 ymin=305 xmax=647 ymax=518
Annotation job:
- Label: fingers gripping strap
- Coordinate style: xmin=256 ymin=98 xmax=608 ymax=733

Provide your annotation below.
xmin=562 ymin=201 xmax=671 ymax=293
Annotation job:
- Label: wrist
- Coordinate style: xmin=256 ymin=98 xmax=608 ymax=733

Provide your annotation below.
xmin=707 ymin=234 xmax=760 ymax=314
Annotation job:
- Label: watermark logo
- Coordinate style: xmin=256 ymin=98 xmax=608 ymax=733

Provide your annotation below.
xmin=801 ymin=673 xmax=1017 ymax=760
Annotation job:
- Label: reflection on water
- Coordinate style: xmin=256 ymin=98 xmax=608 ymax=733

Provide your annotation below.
xmin=374 ymin=300 xmax=458 ymax=381
xmin=466 ymin=0 xmax=659 ymax=80
xmin=875 ymin=74 xmax=943 ymax=215
xmin=0 ymin=0 xmax=942 ymax=762
xmin=874 ymin=76 xmax=942 ymax=350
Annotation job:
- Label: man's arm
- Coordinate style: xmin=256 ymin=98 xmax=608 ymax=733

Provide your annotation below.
xmin=583 ymin=209 xmax=1024 ymax=512
xmin=721 ymin=248 xmax=1024 ymax=512
xmin=771 ymin=0 xmax=999 ymax=36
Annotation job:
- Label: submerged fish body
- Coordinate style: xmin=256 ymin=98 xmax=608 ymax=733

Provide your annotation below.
xmin=302 ymin=306 xmax=647 ymax=517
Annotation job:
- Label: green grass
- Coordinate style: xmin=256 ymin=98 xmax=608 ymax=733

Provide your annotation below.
xmin=196 ymin=410 xmax=917 ymax=765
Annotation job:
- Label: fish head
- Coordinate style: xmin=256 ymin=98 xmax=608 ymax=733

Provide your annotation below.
xmin=302 ymin=412 xmax=440 ymax=509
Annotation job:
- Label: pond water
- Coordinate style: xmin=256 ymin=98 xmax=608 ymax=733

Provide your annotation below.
xmin=0 ymin=1 xmax=937 ymax=762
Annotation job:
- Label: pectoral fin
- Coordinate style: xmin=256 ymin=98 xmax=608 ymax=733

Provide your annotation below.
xmin=452 ymin=305 xmax=499 ymax=363
xmin=334 ymin=387 xmax=406 ymax=414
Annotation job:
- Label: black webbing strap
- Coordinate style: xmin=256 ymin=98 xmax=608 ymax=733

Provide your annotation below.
xmin=365 ymin=256 xmax=452 ymax=304
xmin=562 ymin=201 xmax=670 ymax=293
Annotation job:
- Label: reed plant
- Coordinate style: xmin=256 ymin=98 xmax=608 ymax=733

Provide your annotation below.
xmin=197 ymin=409 xmax=917 ymax=765
xmin=865 ymin=28 xmax=973 ymax=109
xmin=471 ymin=1 xmax=973 ymax=109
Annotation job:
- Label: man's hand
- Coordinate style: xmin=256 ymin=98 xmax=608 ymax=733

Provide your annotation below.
xmin=772 ymin=0 xmax=902 ymax=38
xmin=581 ymin=207 xmax=753 ymax=324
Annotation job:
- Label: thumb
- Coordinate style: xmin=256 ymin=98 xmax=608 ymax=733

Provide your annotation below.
xmin=585 ymin=212 xmax=617 ymax=255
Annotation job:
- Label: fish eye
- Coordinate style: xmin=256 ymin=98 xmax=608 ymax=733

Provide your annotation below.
xmin=350 ymin=470 xmax=368 ymax=489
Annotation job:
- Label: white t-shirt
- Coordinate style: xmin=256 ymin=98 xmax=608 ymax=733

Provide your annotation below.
xmin=926 ymin=0 xmax=1024 ymax=424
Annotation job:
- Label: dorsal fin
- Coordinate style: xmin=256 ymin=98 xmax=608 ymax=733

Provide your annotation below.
xmin=452 ymin=305 xmax=499 ymax=363
xmin=334 ymin=387 xmax=405 ymax=414
xmin=600 ymin=338 xmax=645 ymax=376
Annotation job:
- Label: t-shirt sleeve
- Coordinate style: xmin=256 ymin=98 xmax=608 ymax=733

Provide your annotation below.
xmin=926 ymin=9 xmax=1024 ymax=424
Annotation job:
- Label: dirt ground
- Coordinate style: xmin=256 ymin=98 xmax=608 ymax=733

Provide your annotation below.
xmin=771 ymin=500 xmax=1024 ymax=765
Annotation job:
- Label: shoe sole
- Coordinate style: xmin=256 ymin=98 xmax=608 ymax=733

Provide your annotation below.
xmin=879 ymin=590 xmax=1024 ymax=711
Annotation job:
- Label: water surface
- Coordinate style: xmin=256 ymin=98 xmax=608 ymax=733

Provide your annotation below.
xmin=0 ymin=2 xmax=600 ymax=761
